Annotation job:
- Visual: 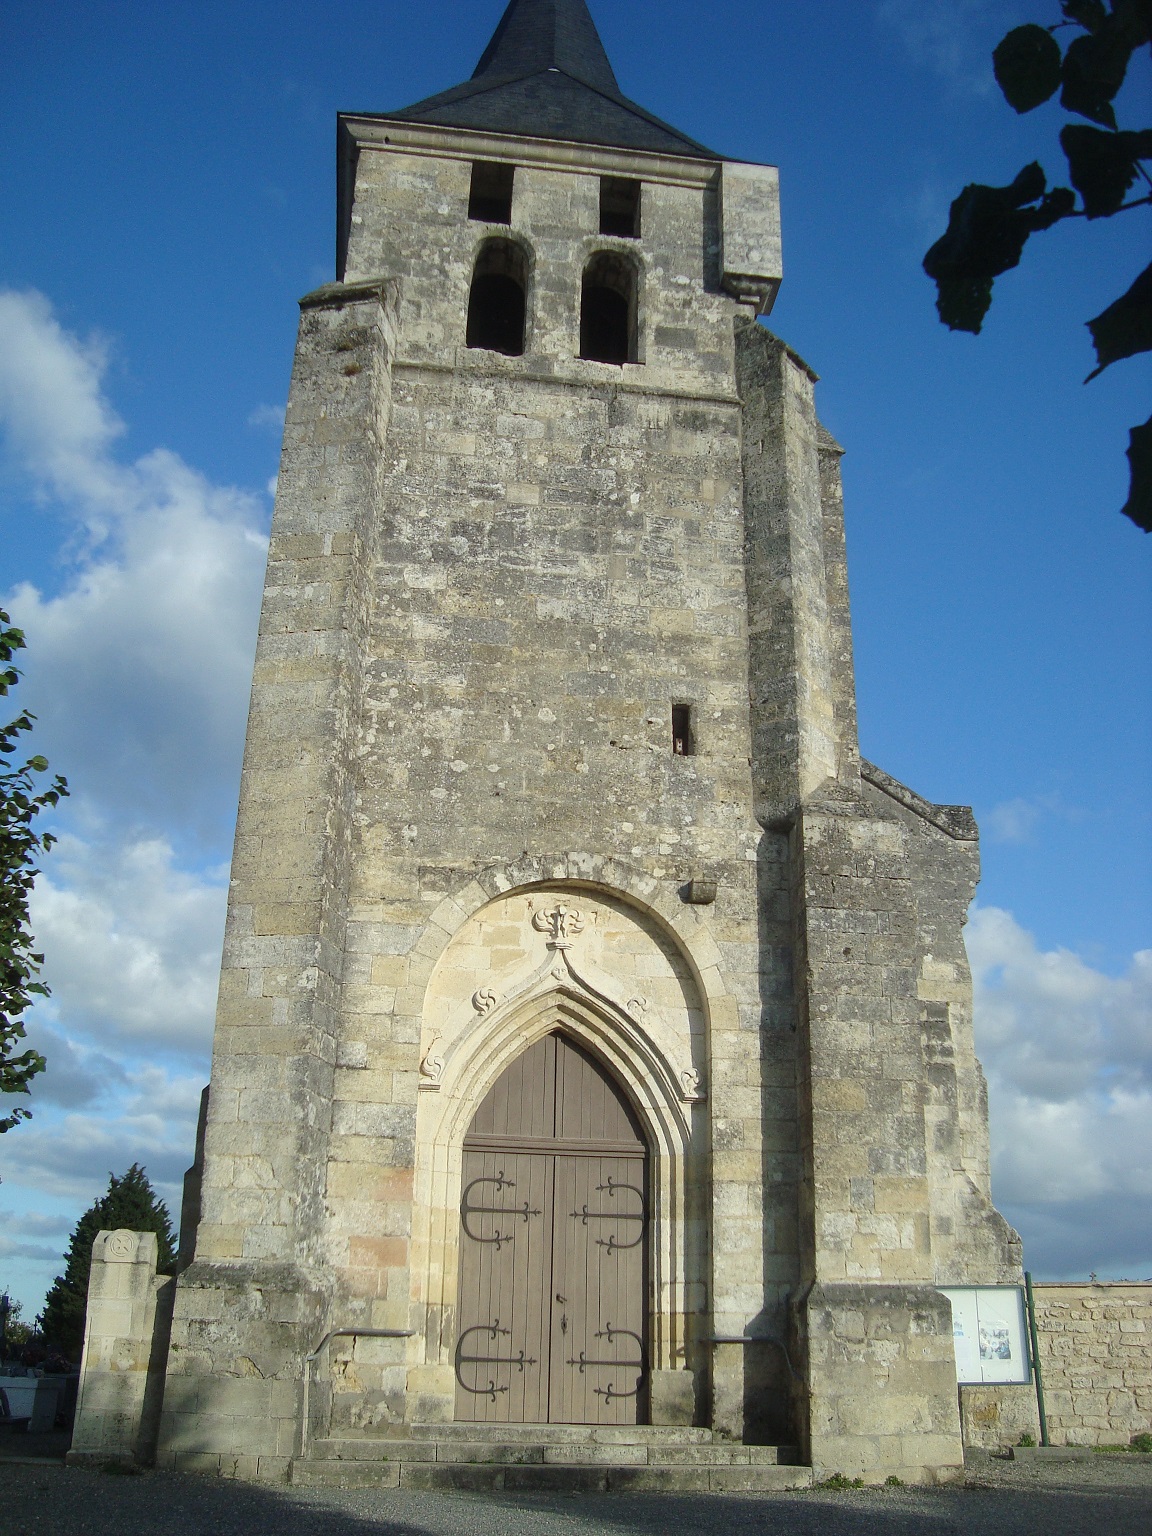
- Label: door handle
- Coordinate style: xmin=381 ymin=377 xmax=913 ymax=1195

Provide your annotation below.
xmin=555 ymin=1293 xmax=567 ymax=1304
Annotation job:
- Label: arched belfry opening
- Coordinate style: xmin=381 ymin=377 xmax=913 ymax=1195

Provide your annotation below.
xmin=466 ymin=237 xmax=529 ymax=356
xmin=455 ymin=1030 xmax=649 ymax=1425
xmin=579 ymin=250 xmax=638 ymax=364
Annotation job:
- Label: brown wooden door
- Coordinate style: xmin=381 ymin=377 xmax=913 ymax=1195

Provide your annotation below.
xmin=454 ymin=1032 xmax=648 ymax=1423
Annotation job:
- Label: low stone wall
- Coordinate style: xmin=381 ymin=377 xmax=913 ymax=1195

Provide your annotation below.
xmin=1033 ymin=1282 xmax=1152 ymax=1447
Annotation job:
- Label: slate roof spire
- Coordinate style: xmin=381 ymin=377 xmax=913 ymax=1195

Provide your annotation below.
xmin=376 ymin=0 xmax=719 ymax=160
xmin=471 ymin=0 xmax=621 ymax=96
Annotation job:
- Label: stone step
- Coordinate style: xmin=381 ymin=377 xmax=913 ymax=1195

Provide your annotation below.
xmin=290 ymin=1457 xmax=813 ymax=1493
xmin=310 ymin=1436 xmax=800 ymax=1467
xmin=406 ymin=1422 xmax=716 ymax=1444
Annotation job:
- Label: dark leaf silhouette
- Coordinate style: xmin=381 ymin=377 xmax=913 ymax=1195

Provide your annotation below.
xmin=994 ymin=25 xmax=1063 ymax=112
xmin=1061 ymin=1 xmax=1108 ymax=27
xmin=927 ymin=3 xmax=1150 ymax=529
xmin=1122 ymin=414 xmax=1152 ymax=531
xmin=923 ymin=165 xmax=1075 ymax=332
xmin=1086 ymin=259 xmax=1152 ymax=377
xmin=1061 ymin=125 xmax=1152 ymax=216
xmin=1060 ymin=24 xmax=1134 ymax=126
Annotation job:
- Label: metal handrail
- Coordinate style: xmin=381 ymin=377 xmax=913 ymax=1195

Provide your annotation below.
xmin=709 ymin=1333 xmax=801 ymax=1384
xmin=300 ymin=1328 xmax=414 ymax=1460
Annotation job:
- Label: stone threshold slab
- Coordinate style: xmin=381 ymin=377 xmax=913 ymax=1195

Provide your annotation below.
xmin=290 ymin=1459 xmax=814 ymax=1493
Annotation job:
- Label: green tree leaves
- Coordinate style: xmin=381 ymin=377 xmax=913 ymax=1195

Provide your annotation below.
xmin=0 ymin=611 xmax=69 ymax=1133
xmin=39 ymin=1165 xmax=177 ymax=1360
xmin=924 ymin=2 xmax=1152 ymax=532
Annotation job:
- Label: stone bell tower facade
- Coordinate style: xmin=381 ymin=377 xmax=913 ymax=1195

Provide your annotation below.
xmin=157 ymin=0 xmax=1021 ymax=1486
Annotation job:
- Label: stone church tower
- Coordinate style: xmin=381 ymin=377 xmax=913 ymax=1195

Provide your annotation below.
xmin=156 ymin=0 xmax=1022 ymax=1486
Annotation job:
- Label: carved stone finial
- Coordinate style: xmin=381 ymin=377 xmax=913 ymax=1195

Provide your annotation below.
xmin=419 ymin=1030 xmax=444 ymax=1089
xmin=532 ymin=903 xmax=585 ymax=949
xmin=680 ymin=1067 xmax=705 ymax=1102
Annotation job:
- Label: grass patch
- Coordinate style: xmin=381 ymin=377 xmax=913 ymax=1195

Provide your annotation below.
xmin=1092 ymin=1434 xmax=1152 ymax=1455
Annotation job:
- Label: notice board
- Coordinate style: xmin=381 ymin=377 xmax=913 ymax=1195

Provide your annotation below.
xmin=939 ymin=1286 xmax=1031 ymax=1385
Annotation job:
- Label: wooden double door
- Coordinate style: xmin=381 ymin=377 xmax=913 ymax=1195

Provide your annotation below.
xmin=454 ymin=1031 xmax=649 ymax=1424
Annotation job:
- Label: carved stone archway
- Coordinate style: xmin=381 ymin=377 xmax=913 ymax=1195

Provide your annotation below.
xmin=406 ymin=878 xmax=716 ymax=1426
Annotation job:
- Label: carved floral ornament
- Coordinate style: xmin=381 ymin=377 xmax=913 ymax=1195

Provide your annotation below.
xmin=420 ymin=896 xmax=706 ymax=1104
xmin=531 ymin=903 xmax=584 ymax=948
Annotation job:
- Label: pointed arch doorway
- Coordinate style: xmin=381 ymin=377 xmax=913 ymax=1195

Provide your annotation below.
xmin=454 ymin=1030 xmax=649 ymax=1424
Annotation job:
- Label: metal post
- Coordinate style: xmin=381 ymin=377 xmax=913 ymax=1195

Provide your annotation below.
xmin=1024 ymin=1272 xmax=1049 ymax=1446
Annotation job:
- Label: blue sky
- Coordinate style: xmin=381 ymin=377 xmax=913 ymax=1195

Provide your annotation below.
xmin=1 ymin=0 xmax=1149 ymax=1314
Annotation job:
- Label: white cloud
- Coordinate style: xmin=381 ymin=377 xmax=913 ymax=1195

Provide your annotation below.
xmin=0 ymin=290 xmax=123 ymax=510
xmin=0 ymin=1236 xmax=63 ymax=1264
xmin=876 ymin=0 xmax=1000 ymax=87
xmin=968 ymin=906 xmax=1152 ymax=1277
xmin=29 ymin=833 xmax=227 ymax=1055
xmin=3 ymin=1086 xmax=199 ymax=1207
xmin=17 ymin=1022 xmax=128 ymax=1110
xmin=984 ymin=797 xmax=1043 ymax=845
xmin=0 ymin=1054 xmax=204 ymax=1312
xmin=0 ymin=287 xmax=268 ymax=833
xmin=0 ymin=290 xmax=260 ymax=1312
xmin=981 ymin=792 xmax=1084 ymax=847
xmin=248 ymin=402 xmax=286 ymax=432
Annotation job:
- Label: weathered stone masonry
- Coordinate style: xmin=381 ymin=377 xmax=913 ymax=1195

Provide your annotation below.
xmin=141 ymin=0 xmax=1029 ymax=1488
xmin=1033 ymin=1283 xmax=1152 ymax=1446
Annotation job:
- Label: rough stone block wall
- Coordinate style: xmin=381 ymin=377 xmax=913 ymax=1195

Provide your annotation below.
xmin=158 ymin=105 xmax=1021 ymax=1486
xmin=1034 ymin=1282 xmax=1152 ymax=1445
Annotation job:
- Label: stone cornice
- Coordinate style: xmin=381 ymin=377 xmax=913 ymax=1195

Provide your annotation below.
xmin=338 ymin=113 xmax=759 ymax=187
xmin=861 ymin=758 xmax=978 ymax=842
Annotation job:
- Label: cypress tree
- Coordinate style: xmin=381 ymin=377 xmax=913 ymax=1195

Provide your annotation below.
xmin=39 ymin=1164 xmax=176 ymax=1359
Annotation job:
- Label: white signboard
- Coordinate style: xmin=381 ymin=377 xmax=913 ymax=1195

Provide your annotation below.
xmin=940 ymin=1286 xmax=1031 ymax=1385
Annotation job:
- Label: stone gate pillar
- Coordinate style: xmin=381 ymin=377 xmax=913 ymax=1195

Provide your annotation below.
xmin=68 ymin=1229 xmax=174 ymax=1467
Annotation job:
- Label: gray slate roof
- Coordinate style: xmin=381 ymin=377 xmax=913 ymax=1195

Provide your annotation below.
xmin=368 ymin=0 xmax=720 ymax=160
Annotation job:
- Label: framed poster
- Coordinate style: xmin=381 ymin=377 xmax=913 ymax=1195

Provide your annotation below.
xmin=939 ymin=1286 xmax=1031 ymax=1385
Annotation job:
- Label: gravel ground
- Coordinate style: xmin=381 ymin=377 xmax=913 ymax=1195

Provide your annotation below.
xmin=1 ymin=1452 xmax=1150 ymax=1536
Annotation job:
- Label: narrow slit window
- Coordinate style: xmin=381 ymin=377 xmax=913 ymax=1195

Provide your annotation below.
xmin=672 ymin=705 xmax=695 ymax=757
xmin=579 ymin=251 xmax=638 ymax=365
xmin=468 ymin=161 xmax=515 ymax=224
xmin=600 ymin=177 xmax=641 ymax=238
